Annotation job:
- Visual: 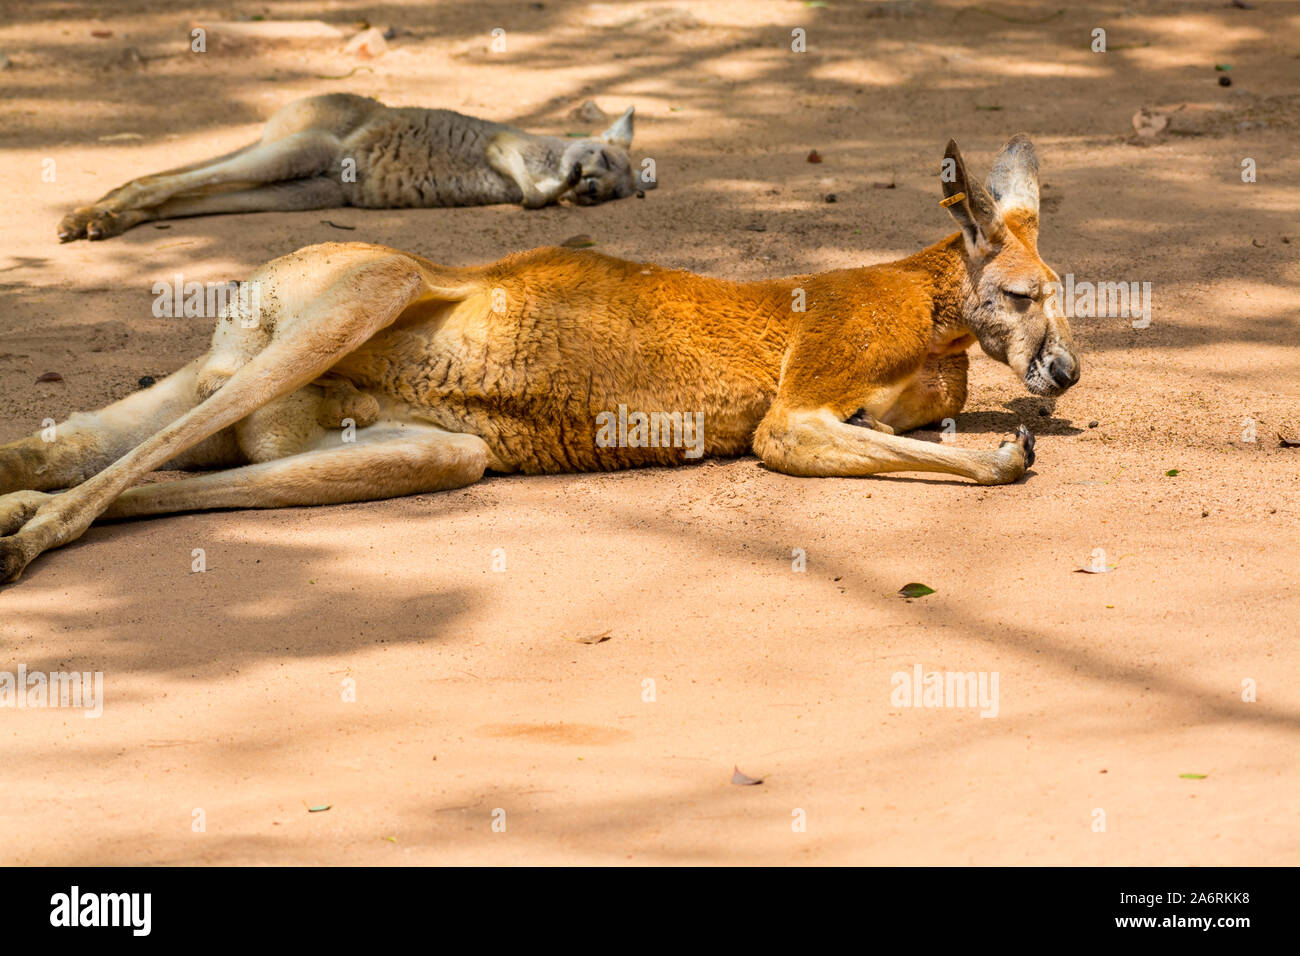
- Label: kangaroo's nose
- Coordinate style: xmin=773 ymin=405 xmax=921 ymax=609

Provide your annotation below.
xmin=1047 ymin=354 xmax=1080 ymax=389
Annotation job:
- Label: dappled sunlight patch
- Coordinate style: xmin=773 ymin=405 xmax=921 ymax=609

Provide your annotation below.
xmin=905 ymin=42 xmax=1109 ymax=80
xmin=808 ymin=58 xmax=911 ymax=88
xmin=1127 ymin=14 xmax=1270 ymax=47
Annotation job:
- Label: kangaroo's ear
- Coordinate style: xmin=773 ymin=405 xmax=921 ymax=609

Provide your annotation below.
xmin=987 ymin=132 xmax=1040 ymax=225
xmin=599 ymin=106 xmax=635 ymax=148
xmin=940 ymin=139 xmax=1002 ymax=254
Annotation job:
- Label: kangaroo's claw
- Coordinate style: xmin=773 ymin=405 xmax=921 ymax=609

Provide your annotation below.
xmin=999 ymin=424 xmax=1035 ymax=469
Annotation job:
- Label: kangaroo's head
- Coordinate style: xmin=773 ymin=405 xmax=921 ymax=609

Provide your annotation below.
xmin=942 ymin=134 xmax=1080 ymax=397
xmin=561 ymin=107 xmax=652 ymax=205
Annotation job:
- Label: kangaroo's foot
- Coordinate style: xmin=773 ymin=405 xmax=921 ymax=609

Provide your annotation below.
xmin=58 ymin=204 xmax=150 ymax=241
xmin=0 ymin=491 xmax=53 ymax=536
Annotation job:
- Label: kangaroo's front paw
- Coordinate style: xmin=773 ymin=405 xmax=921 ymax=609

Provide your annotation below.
xmin=520 ymin=192 xmax=557 ymax=210
xmin=989 ymin=424 xmax=1035 ymax=483
xmin=1000 ymin=424 xmax=1035 ymax=468
xmin=846 ymin=410 xmax=895 ymax=435
xmin=0 ymin=490 xmax=53 ymax=536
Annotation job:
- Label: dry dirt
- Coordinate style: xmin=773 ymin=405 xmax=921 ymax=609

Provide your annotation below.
xmin=0 ymin=0 xmax=1296 ymax=865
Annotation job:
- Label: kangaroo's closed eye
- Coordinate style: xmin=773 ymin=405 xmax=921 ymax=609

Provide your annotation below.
xmin=1002 ymin=289 xmax=1034 ymax=309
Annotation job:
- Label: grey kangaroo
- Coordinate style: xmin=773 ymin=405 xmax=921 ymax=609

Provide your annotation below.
xmin=58 ymin=93 xmax=651 ymax=241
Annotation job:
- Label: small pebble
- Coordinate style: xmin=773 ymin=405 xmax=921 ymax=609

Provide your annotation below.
xmin=824 ymin=193 xmax=837 ymax=203
xmin=1088 ymin=420 xmax=1099 ymax=428
xmin=1038 ymin=407 xmax=1049 ymax=417
xmin=635 ymin=190 xmax=645 ymax=199
xmin=137 ymin=375 xmax=156 ymax=389
xmin=1201 ymin=510 xmax=1209 ymax=518
xmin=1219 ymin=76 xmax=1232 ymax=87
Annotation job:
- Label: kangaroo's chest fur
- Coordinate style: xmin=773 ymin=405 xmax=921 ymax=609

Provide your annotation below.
xmin=339 ymin=108 xmax=549 ymax=208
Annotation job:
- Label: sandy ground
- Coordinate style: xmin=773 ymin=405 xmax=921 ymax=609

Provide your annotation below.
xmin=0 ymin=0 xmax=1296 ymax=865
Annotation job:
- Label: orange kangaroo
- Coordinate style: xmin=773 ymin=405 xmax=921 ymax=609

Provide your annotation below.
xmin=0 ymin=134 xmax=1078 ymax=583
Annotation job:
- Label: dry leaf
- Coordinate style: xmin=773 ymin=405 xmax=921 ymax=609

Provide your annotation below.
xmin=35 ymin=371 xmax=63 ymax=383
xmin=1132 ymin=108 xmax=1169 ymax=138
xmin=563 ymin=629 xmax=612 ymax=645
xmin=731 ymin=766 xmax=763 ymax=786
xmin=561 ymin=234 xmax=595 ymax=248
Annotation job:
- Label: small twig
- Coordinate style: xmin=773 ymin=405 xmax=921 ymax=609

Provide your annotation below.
xmin=320 ymin=220 xmax=356 ymax=231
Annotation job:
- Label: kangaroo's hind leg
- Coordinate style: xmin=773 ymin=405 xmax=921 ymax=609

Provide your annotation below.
xmin=57 ymin=144 xmax=255 ymax=241
xmin=59 ymin=132 xmax=341 ymax=241
xmin=79 ymin=178 xmax=348 ymax=235
xmin=101 ymin=422 xmax=487 ymax=520
xmin=0 ymin=358 xmax=241 ymax=496
xmin=0 ymin=250 xmax=430 ymax=582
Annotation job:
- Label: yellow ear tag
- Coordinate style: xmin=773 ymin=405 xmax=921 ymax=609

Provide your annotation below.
xmin=939 ymin=192 xmax=966 ymax=208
